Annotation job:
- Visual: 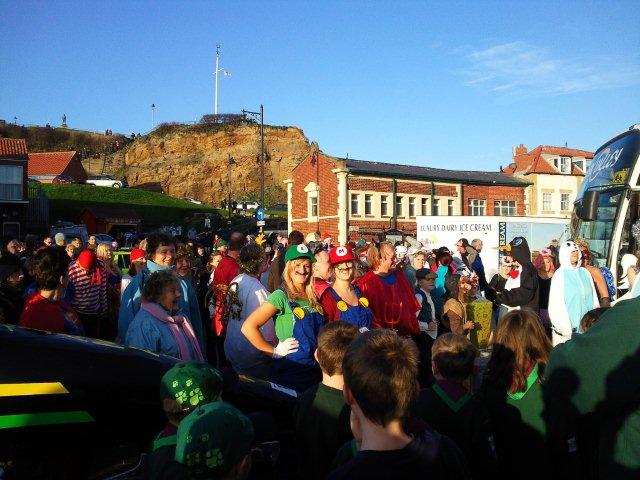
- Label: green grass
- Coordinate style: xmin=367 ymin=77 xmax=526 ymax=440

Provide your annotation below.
xmin=42 ymin=184 xmax=218 ymax=229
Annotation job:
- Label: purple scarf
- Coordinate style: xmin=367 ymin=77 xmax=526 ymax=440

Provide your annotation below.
xmin=140 ymin=301 xmax=204 ymax=361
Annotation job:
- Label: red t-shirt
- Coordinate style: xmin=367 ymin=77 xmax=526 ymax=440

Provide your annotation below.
xmin=19 ymin=293 xmax=84 ymax=335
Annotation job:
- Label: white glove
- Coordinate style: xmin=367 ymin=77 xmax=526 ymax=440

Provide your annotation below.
xmin=272 ymin=338 xmax=299 ymax=359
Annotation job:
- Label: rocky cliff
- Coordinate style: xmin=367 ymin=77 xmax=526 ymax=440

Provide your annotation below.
xmin=86 ymin=123 xmax=313 ymax=205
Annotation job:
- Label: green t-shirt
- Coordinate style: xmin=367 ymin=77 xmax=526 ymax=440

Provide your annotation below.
xmin=294 ymin=383 xmax=352 ymax=479
xmin=267 ymin=289 xmax=312 ymax=341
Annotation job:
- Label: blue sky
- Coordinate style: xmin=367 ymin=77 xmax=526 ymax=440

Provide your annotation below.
xmin=2 ymin=1 xmax=639 ymax=170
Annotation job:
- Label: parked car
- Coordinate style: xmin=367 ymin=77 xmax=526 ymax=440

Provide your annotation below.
xmin=184 ymin=197 xmax=203 ymax=205
xmin=86 ymin=175 xmax=125 ymax=188
xmin=50 ymin=223 xmax=88 ymax=245
xmin=94 ymin=234 xmax=115 ymax=246
xmin=52 ymin=174 xmax=77 ymax=184
xmin=238 ymin=200 xmax=260 ymax=210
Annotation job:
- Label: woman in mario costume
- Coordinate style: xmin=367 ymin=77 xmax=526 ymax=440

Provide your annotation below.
xmin=242 ymin=244 xmax=326 ymax=392
xmin=320 ymin=245 xmax=372 ymax=331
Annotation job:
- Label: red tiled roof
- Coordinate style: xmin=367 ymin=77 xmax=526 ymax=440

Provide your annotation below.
xmin=0 ymin=138 xmax=28 ymax=158
xmin=506 ymin=145 xmax=592 ymax=176
xmin=28 ymin=151 xmax=77 ymax=176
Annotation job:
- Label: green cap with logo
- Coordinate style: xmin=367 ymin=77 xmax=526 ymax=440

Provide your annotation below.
xmin=284 ymin=243 xmax=316 ymax=263
xmin=175 ymin=402 xmax=254 ymax=478
xmin=159 ymin=361 xmax=223 ymax=413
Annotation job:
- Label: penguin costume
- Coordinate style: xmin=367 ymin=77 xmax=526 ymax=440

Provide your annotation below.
xmin=548 ymin=240 xmax=599 ymax=346
xmin=491 ymin=237 xmax=539 ymax=313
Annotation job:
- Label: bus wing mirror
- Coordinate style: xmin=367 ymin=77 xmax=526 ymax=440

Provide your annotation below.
xmin=580 ymin=190 xmax=600 ymax=221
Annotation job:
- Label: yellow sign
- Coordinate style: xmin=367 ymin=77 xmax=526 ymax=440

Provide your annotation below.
xmin=612 ymin=169 xmax=628 ymax=184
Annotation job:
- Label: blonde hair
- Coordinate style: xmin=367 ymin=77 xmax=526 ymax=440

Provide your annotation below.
xmin=96 ymin=243 xmax=111 ymax=262
xmin=366 ymin=242 xmax=393 ymax=271
xmin=282 ymin=258 xmax=319 ymax=309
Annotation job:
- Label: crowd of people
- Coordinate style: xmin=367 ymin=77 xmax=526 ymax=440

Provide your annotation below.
xmin=0 ymin=227 xmax=639 ymax=479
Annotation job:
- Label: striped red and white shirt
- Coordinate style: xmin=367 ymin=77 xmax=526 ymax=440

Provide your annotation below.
xmin=67 ymin=259 xmax=108 ymax=315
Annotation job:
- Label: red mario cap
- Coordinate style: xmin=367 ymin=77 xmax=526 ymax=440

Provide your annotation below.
xmin=130 ymin=248 xmax=146 ymax=263
xmin=77 ymin=250 xmax=96 ymax=270
xmin=329 ymin=245 xmax=355 ymax=265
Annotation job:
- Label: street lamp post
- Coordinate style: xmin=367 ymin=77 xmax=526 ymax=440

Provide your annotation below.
xmin=241 ymin=105 xmax=265 ymax=207
xmin=151 ymin=104 xmax=156 ymax=129
xmin=228 ymin=154 xmax=235 ymax=219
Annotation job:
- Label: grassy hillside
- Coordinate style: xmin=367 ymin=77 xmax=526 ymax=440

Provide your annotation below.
xmin=42 ymin=184 xmax=217 ymax=229
xmin=0 ymin=124 xmax=130 ymax=156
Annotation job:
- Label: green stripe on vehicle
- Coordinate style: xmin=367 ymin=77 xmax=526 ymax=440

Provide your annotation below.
xmin=0 ymin=410 xmax=95 ymax=429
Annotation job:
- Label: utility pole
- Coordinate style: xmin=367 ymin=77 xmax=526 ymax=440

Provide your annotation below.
xmin=214 ymin=45 xmax=220 ymax=115
xmin=214 ymin=45 xmax=231 ymax=117
xmin=241 ymin=105 xmax=265 ymax=207
xmin=228 ymin=154 xmax=235 ymax=219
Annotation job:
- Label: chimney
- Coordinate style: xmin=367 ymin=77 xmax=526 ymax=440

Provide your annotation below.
xmin=513 ymin=144 xmax=527 ymax=158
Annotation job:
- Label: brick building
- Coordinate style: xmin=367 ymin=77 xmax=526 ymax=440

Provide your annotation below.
xmin=0 ymin=138 xmax=29 ymax=237
xmin=502 ymin=144 xmax=593 ymax=218
xmin=287 ymin=150 xmax=530 ymax=244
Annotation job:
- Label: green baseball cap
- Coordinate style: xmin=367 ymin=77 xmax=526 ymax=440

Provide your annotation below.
xmin=175 ymin=402 xmax=254 ymax=478
xmin=159 ymin=362 xmax=223 ymax=413
xmin=284 ymin=244 xmax=316 ymax=263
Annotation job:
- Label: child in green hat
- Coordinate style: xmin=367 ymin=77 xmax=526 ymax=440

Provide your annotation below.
xmin=146 ymin=361 xmax=224 ymax=480
xmin=175 ymin=402 xmax=254 ymax=480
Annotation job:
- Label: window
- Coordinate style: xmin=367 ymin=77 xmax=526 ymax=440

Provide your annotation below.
xmin=573 ymin=159 xmax=584 ymax=172
xmin=350 ymin=193 xmax=359 ymax=215
xmin=409 ymin=197 xmax=416 ymax=217
xmin=468 ymin=199 xmax=486 ymax=216
xmin=0 ymin=166 xmax=23 ymax=200
xmin=395 ymin=196 xmax=403 ymax=217
xmin=447 ymin=199 xmax=455 ymax=216
xmin=494 ymin=200 xmax=516 ymax=216
xmin=365 ymin=194 xmax=372 ymax=215
xmin=542 ymin=192 xmax=552 ymax=211
xmin=421 ymin=198 xmax=428 ymax=216
xmin=381 ymin=195 xmax=389 ymax=216
xmin=561 ymin=193 xmax=570 ymax=212
xmin=432 ymin=198 xmax=440 ymax=216
xmin=559 ymin=157 xmax=571 ymax=174
xmin=308 ymin=194 xmax=318 ymax=218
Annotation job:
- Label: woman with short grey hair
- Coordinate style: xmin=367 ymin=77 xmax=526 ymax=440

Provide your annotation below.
xmin=125 ymin=270 xmax=204 ymax=360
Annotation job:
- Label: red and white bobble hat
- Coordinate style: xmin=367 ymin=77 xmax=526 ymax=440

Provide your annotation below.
xmin=329 ymin=245 xmax=356 ymax=265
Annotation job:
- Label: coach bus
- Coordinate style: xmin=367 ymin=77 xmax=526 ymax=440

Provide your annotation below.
xmin=571 ymin=124 xmax=640 ymax=294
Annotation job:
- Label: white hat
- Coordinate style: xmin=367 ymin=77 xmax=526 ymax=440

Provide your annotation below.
xmin=395 ymin=245 xmax=408 ymax=259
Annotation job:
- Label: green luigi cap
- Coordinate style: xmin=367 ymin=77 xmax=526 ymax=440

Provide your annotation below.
xmin=160 ymin=362 xmax=224 ymax=413
xmin=284 ymin=243 xmax=316 ymax=263
xmin=175 ymin=402 xmax=254 ymax=478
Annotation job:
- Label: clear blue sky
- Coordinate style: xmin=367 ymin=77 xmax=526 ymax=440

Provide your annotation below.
xmin=2 ymin=1 xmax=639 ymax=170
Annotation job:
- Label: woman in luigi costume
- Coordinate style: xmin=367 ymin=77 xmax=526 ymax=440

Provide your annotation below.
xmin=480 ymin=309 xmax=555 ymax=476
xmin=242 ymin=244 xmax=326 ymax=392
xmin=320 ymin=245 xmax=373 ymax=330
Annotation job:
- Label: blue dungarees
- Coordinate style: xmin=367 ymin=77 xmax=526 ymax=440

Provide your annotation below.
xmin=326 ymin=285 xmax=373 ymax=330
xmin=270 ymin=295 xmax=325 ymax=392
